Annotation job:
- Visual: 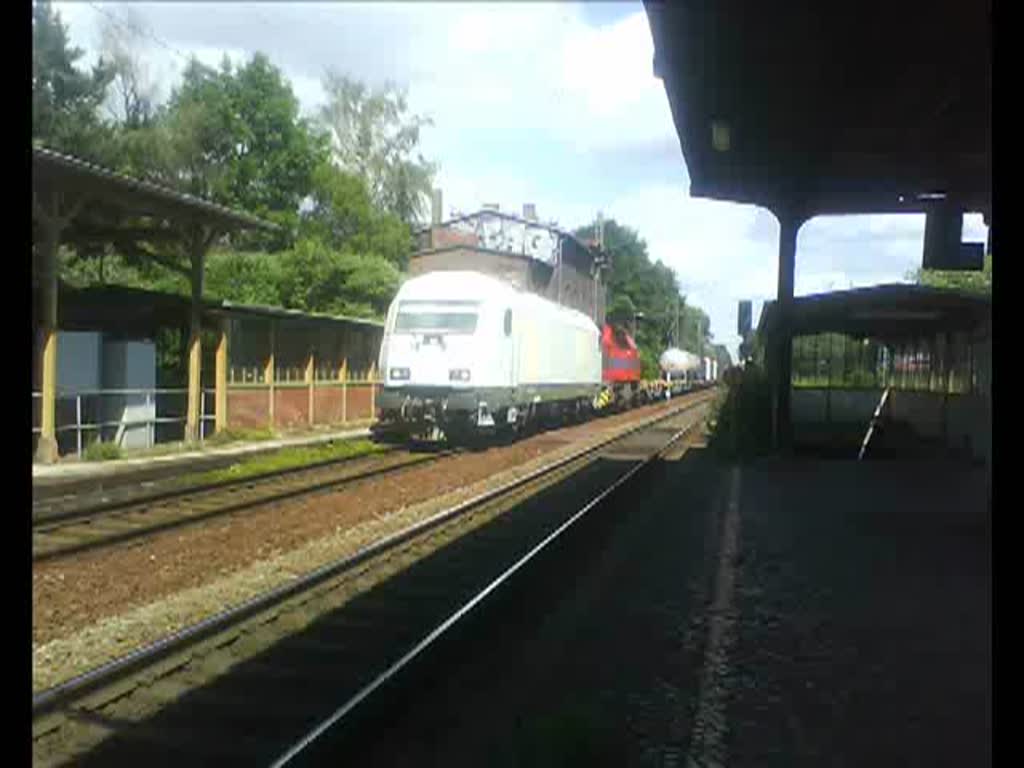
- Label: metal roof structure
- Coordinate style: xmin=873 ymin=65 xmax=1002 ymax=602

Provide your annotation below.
xmin=32 ymin=147 xmax=278 ymax=235
xmin=757 ymin=284 xmax=991 ymax=339
xmin=48 ymin=283 xmax=384 ymax=336
xmin=644 ymin=0 xmax=991 ymax=218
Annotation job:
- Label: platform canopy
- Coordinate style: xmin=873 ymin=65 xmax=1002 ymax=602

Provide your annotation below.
xmin=32 ymin=146 xmax=277 ymax=461
xmin=644 ymin=0 xmax=991 ymax=218
xmin=757 ymin=284 xmax=991 ymax=340
xmin=32 ymin=147 xmax=276 ymax=243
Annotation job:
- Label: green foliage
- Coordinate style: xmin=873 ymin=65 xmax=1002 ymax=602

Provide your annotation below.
xmin=194 ymin=439 xmax=387 ymax=484
xmin=707 ymin=365 xmax=773 ymax=460
xmin=204 ymin=250 xmax=282 ymax=306
xmin=319 ymin=71 xmax=437 ymax=227
xmin=575 ymin=218 xmax=714 ymax=368
xmin=83 ymin=439 xmax=123 ymax=462
xmin=121 ymin=54 xmax=329 ymax=250
xmin=301 ymin=163 xmax=413 ymax=269
xmin=32 ymin=0 xmax=117 ymax=162
xmin=97 ymin=8 xmax=157 ymax=129
xmin=37 ymin=12 xmax=416 ymax=333
xmin=909 ymin=250 xmax=992 ymax=295
xmin=275 ymin=238 xmax=399 ymax=319
xmin=606 ymin=294 xmax=637 ymax=325
xmin=203 ymin=426 xmax=277 ymax=447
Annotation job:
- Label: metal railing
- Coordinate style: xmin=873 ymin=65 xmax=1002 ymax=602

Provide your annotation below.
xmin=32 ymin=388 xmax=216 ymax=458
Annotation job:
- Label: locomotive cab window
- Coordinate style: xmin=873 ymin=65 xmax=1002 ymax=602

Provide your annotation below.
xmin=504 ymin=309 xmax=512 ymax=336
xmin=394 ymin=300 xmax=479 ymax=334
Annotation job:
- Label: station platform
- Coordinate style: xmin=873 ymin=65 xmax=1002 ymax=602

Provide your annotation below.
xmin=335 ymin=448 xmax=991 ymax=765
xmin=32 ymin=423 xmax=373 ymax=500
xmin=719 ymin=456 xmax=990 ymax=766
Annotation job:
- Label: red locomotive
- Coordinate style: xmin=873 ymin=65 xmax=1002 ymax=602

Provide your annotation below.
xmin=599 ymin=323 xmax=648 ymax=408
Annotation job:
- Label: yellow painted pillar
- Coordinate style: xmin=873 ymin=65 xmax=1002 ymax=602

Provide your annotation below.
xmin=185 ymin=236 xmax=206 ymax=444
xmin=369 ymin=362 xmax=378 ymax=420
xmin=340 ymin=358 xmax=349 ymax=423
xmin=33 ymin=190 xmax=84 ymax=463
xmin=306 ymin=348 xmax=315 ymax=427
xmin=36 ymin=228 xmax=59 ymax=463
xmin=266 ymin=321 xmax=276 ymax=430
xmin=215 ymin=318 xmax=229 ymax=432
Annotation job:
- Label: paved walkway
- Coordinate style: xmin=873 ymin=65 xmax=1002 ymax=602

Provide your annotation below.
xmin=32 ymin=424 xmax=373 ymax=493
xmin=315 ymin=451 xmax=990 ymax=766
xmin=715 ymin=457 xmax=990 ymax=767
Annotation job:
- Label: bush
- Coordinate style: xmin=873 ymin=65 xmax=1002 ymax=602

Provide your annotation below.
xmin=83 ymin=440 xmax=123 ymax=462
xmin=707 ymin=364 xmax=773 ymax=460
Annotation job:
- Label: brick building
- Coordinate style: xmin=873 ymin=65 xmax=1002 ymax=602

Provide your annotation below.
xmin=410 ymin=207 xmax=608 ymax=326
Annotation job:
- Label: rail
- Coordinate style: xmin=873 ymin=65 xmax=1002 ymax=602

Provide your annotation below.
xmin=271 ymin=397 xmax=707 ymax=765
xmin=32 ymin=393 xmax=713 ymax=723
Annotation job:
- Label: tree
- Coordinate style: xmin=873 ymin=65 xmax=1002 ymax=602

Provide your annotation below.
xmin=98 ymin=8 xmax=157 ymax=129
xmin=115 ymin=54 xmax=328 ymax=252
xmin=319 ymin=71 xmax=437 ymax=226
xmin=275 ymin=237 xmax=400 ymax=319
xmin=909 ymin=250 xmax=992 ymax=294
xmin=204 ymin=251 xmax=282 ymax=306
xmin=606 ymin=294 xmax=637 ymax=326
xmin=32 ymin=0 xmax=116 ymax=161
xmin=575 ymin=218 xmax=682 ymax=364
xmin=301 ymin=163 xmax=413 ymax=269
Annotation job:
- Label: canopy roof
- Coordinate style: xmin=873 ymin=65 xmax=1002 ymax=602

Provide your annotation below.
xmin=32 ymin=146 xmax=277 ymax=238
xmin=644 ymin=1 xmax=991 ymax=218
xmin=757 ymin=283 xmax=990 ymax=339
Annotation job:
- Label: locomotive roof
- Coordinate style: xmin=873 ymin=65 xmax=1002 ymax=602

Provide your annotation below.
xmin=396 ymin=270 xmax=600 ymax=331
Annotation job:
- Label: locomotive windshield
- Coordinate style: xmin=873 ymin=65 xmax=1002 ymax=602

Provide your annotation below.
xmin=394 ymin=300 xmax=479 ymax=334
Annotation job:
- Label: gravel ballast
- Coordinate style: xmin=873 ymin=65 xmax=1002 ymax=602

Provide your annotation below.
xmin=33 ymin=398 xmax=704 ymax=692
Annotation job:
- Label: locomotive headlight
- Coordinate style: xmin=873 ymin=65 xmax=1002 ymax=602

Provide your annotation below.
xmin=449 ymin=368 xmax=471 ymax=382
xmin=390 ymin=367 xmax=410 ymax=381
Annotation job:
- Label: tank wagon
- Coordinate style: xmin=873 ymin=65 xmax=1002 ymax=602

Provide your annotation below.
xmin=376 ymin=270 xmax=601 ymax=441
xmin=659 ymin=347 xmax=703 ymax=396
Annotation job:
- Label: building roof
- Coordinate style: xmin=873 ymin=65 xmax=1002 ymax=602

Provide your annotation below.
xmin=33 ymin=146 xmax=278 ymax=233
xmin=644 ymin=0 xmax=990 ymax=218
xmin=417 ymin=208 xmax=605 ymax=263
xmin=47 ymin=283 xmax=383 ymax=336
xmin=757 ymin=284 xmax=991 ymax=339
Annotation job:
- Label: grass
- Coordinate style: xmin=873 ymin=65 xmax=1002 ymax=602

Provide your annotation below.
xmin=187 ymin=438 xmax=389 ymax=486
xmin=204 ymin=426 xmax=277 ymax=447
xmin=82 ymin=440 xmax=123 ymax=462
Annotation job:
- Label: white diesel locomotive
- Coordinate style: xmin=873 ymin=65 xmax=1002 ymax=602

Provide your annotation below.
xmin=375 ymin=271 xmax=602 ymax=442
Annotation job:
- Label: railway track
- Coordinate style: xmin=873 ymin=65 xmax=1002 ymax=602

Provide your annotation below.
xmin=32 ymin=392 xmax=714 ymax=767
xmin=32 ymin=446 xmax=451 ymax=562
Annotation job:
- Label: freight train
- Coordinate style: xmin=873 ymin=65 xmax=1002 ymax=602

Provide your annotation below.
xmin=374 ymin=270 xmax=717 ymax=443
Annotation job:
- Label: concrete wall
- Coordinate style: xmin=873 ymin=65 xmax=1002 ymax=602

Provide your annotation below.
xmin=57 ymin=332 xmax=102 ymax=392
xmin=101 ymin=340 xmax=157 ymax=450
xmin=792 ymin=386 xmax=991 ymax=462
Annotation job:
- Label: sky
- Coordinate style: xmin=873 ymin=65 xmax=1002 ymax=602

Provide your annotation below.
xmin=55 ymin=1 xmax=988 ymax=361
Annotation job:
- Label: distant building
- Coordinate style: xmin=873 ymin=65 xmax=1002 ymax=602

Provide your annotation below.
xmin=411 ymin=207 xmax=608 ymax=325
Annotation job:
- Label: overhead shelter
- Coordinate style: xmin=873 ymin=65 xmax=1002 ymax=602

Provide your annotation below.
xmin=34 ymin=282 xmax=384 ymax=456
xmin=644 ymin=0 xmax=991 ymax=448
xmin=754 ymin=284 xmax=990 ymax=463
xmin=757 ymin=284 xmax=991 ymax=340
xmin=32 ymin=147 xmax=277 ymax=462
